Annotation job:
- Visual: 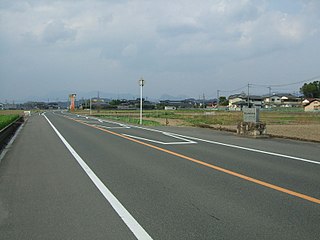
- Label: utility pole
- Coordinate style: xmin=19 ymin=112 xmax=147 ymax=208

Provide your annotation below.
xmin=247 ymin=83 xmax=250 ymax=108
xmin=89 ymin=97 xmax=92 ymax=115
xmin=139 ymin=77 xmax=145 ymax=125
xmin=202 ymin=93 xmax=205 ymax=109
xmin=268 ymin=86 xmax=271 ymax=108
xmin=217 ymin=90 xmax=220 ymax=104
xmin=97 ymin=91 xmax=100 ymax=113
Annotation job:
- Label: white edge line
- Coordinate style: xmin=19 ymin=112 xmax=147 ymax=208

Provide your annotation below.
xmin=163 ymin=132 xmax=197 ymax=144
xmin=58 ymin=112 xmax=319 ymax=165
xmin=130 ymin=126 xmax=320 ymax=165
xmin=168 ymin=133 xmax=320 ymax=165
xmin=43 ymin=114 xmax=153 ymax=240
xmin=94 ymin=125 xmax=130 ymax=129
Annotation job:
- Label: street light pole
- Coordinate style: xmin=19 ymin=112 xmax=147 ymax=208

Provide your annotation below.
xmin=139 ymin=77 xmax=145 ymax=125
xmin=247 ymin=83 xmax=250 ymax=108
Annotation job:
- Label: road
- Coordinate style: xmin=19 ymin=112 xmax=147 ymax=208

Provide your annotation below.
xmin=0 ymin=111 xmax=319 ymax=239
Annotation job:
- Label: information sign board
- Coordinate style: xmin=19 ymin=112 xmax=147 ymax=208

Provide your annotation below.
xmin=243 ymin=108 xmax=259 ymax=123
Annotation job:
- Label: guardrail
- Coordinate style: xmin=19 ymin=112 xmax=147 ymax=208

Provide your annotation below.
xmin=0 ymin=116 xmax=24 ymax=152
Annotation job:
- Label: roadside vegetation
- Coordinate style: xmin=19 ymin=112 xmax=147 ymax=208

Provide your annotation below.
xmin=0 ymin=114 xmax=20 ymax=130
xmin=74 ymin=108 xmax=320 ymax=127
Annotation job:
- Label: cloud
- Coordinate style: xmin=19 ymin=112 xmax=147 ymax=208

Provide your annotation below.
xmin=42 ymin=20 xmax=77 ymax=43
xmin=0 ymin=0 xmax=319 ymax=102
xmin=121 ymin=44 xmax=138 ymax=57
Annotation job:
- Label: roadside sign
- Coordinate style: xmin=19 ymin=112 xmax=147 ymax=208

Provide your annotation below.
xmin=243 ymin=108 xmax=259 ymax=123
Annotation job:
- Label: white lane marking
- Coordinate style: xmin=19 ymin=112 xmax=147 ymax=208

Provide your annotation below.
xmin=121 ymin=123 xmax=320 ymax=165
xmin=90 ymin=117 xmax=130 ymax=128
xmin=58 ymin=112 xmax=319 ymax=165
xmin=166 ymin=133 xmax=320 ymax=165
xmin=94 ymin=125 xmax=131 ymax=129
xmin=43 ymin=114 xmax=153 ymax=240
xmin=163 ymin=132 xmax=197 ymax=143
xmin=122 ymin=134 xmax=197 ymax=145
xmin=76 ymin=114 xmax=131 ymax=129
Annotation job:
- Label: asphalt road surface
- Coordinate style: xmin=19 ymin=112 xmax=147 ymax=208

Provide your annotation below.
xmin=0 ymin=111 xmax=319 ymax=239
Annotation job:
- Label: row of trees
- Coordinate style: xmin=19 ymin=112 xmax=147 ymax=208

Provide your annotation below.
xmin=300 ymin=81 xmax=320 ymax=98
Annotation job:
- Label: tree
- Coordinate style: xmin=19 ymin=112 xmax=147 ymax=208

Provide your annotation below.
xmin=300 ymin=81 xmax=320 ymax=98
xmin=219 ymin=96 xmax=229 ymax=106
xmin=109 ymin=99 xmax=121 ymax=106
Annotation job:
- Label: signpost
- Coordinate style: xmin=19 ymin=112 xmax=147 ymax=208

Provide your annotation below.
xmin=237 ymin=108 xmax=267 ymax=137
xmin=243 ymin=108 xmax=259 ymax=123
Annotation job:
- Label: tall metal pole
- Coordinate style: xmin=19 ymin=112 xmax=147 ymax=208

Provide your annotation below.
xmin=89 ymin=98 xmax=92 ymax=115
xmin=247 ymin=83 xmax=250 ymax=108
xmin=139 ymin=77 xmax=145 ymax=125
xmin=268 ymin=86 xmax=271 ymax=108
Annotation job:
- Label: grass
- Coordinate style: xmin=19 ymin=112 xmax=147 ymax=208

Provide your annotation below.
xmin=0 ymin=114 xmax=20 ymax=130
xmin=73 ymin=109 xmax=320 ymax=127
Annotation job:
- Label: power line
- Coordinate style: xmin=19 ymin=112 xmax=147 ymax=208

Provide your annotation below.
xmin=218 ymin=75 xmax=320 ymax=95
xmin=251 ymin=75 xmax=320 ymax=88
xmin=219 ymin=85 xmax=247 ymax=93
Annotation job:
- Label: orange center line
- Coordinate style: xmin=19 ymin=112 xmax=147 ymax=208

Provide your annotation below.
xmin=66 ymin=115 xmax=320 ymax=205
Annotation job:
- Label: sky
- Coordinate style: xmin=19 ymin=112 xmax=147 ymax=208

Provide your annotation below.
xmin=1 ymin=0 xmax=320 ymax=103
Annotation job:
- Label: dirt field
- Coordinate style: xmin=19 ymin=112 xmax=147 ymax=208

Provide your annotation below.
xmin=264 ymin=124 xmax=320 ymax=142
xmin=77 ymin=110 xmax=320 ymax=143
xmin=146 ymin=117 xmax=320 ymax=142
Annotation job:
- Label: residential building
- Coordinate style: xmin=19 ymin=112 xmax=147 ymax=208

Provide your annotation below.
xmin=264 ymin=94 xmax=302 ymax=108
xmin=228 ymin=93 xmax=263 ymax=110
xmin=304 ymin=99 xmax=320 ymax=112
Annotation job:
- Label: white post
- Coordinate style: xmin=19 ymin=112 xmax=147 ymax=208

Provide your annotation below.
xmin=139 ymin=77 xmax=145 ymax=125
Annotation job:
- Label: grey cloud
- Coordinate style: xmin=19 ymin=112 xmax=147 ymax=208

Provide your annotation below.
xmin=42 ymin=20 xmax=77 ymax=43
xmin=1 ymin=0 xmax=320 ymax=102
xmin=157 ymin=24 xmax=203 ymax=37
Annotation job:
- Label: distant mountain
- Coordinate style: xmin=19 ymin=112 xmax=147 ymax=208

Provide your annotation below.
xmin=43 ymin=91 xmax=138 ymax=101
xmin=13 ymin=90 xmax=196 ymax=103
xmin=159 ymin=94 xmax=191 ymax=101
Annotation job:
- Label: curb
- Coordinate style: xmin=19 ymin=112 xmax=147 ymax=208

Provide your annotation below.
xmin=0 ymin=119 xmax=26 ymax=165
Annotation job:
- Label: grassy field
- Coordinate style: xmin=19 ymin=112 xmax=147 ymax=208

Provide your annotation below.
xmin=0 ymin=114 xmax=20 ymax=130
xmin=74 ymin=109 xmax=320 ymax=127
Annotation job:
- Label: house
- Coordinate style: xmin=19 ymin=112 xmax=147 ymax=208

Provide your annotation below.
xmin=3 ymin=103 xmax=18 ymax=110
xmin=264 ymin=95 xmax=281 ymax=108
xmin=304 ymin=99 xmax=320 ymax=112
xmin=263 ymin=94 xmax=302 ymax=108
xmin=228 ymin=93 xmax=263 ymax=110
